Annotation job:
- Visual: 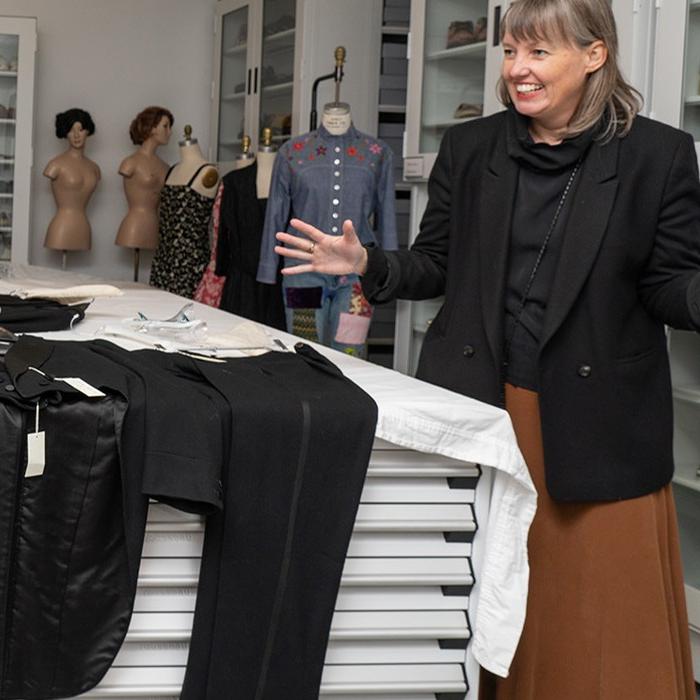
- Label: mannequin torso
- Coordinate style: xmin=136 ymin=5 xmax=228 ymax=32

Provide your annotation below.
xmin=43 ymin=148 xmax=100 ymax=250
xmin=116 ymin=143 xmax=168 ymax=249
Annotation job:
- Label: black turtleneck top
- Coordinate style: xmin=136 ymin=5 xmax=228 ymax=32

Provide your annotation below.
xmin=504 ymin=107 xmax=597 ymax=390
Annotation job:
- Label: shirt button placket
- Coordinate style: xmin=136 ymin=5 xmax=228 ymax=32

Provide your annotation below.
xmin=331 ymin=147 xmax=342 ymax=234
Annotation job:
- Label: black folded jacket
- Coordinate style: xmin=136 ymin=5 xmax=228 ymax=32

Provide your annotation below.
xmin=0 ymin=294 xmax=89 ymax=332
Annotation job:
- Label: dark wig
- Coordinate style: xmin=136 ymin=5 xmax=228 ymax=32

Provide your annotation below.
xmin=55 ymin=108 xmax=96 ymax=139
xmin=129 ymin=106 xmax=174 ymax=145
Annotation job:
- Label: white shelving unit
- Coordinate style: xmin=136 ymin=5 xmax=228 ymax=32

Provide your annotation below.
xmin=667 ymin=329 xmax=700 ymax=681
xmin=369 ymin=0 xmax=412 ymax=369
xmin=0 ymin=17 xmax=36 ymax=264
xmin=401 ymin=0 xmax=505 ymax=180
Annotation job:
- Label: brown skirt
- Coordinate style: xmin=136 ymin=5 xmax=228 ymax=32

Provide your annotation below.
xmin=479 ymin=384 xmax=696 ymax=700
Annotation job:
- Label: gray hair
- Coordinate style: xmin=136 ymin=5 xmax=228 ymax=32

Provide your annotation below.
xmin=497 ymin=0 xmax=642 ymax=141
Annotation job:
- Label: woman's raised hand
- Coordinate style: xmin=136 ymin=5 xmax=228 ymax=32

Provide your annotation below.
xmin=275 ymin=218 xmax=368 ymax=276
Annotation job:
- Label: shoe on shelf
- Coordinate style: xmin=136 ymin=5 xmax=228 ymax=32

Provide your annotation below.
xmin=453 ymin=103 xmax=483 ymax=119
xmin=446 ymin=20 xmax=474 ymax=49
xmin=475 ymin=17 xmax=487 ymax=42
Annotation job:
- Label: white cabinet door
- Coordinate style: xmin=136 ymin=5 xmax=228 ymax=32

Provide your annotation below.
xmin=212 ymin=0 xmax=259 ymax=168
xmin=212 ymin=0 xmax=301 ymax=164
xmin=0 ymin=16 xmax=36 ymax=265
xmin=257 ymin=0 xmax=299 ymax=144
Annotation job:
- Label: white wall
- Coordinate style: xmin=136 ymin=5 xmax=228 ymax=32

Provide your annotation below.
xmin=0 ymin=0 xmax=217 ymax=280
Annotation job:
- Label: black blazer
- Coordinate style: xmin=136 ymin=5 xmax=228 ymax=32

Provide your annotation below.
xmin=364 ymin=111 xmax=700 ymax=501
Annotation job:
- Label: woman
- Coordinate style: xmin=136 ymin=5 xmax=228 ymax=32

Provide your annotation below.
xmin=43 ymin=108 xmax=100 ymax=251
xmin=275 ymin=0 xmax=698 ymax=697
xmin=116 ymin=105 xmax=174 ymax=250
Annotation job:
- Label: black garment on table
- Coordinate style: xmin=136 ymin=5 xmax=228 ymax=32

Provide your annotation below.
xmin=0 ymin=337 xmax=222 ymax=700
xmin=216 ymin=161 xmax=286 ymax=330
xmin=0 ymin=294 xmax=88 ymax=332
xmin=150 ymin=163 xmax=214 ymax=299
xmin=503 ymin=108 xmax=596 ymax=390
xmin=181 ymin=343 xmax=378 ymax=700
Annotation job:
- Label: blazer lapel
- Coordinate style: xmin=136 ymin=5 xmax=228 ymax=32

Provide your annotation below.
xmin=540 ymin=136 xmax=620 ymax=350
xmin=478 ymin=129 xmax=518 ymax=367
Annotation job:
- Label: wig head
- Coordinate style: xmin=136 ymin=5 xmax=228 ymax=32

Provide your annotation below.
xmin=55 ymin=108 xmax=95 ymax=139
xmin=129 ymin=106 xmax=174 ymax=145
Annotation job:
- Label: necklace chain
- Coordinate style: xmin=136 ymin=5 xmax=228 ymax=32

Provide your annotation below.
xmin=504 ymin=156 xmax=583 ymax=362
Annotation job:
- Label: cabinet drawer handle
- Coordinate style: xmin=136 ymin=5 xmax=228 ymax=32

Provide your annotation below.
xmin=247 ymin=68 xmax=252 ymax=95
xmin=493 ymin=5 xmax=502 ymax=47
xmin=254 ymin=67 xmax=258 ymax=94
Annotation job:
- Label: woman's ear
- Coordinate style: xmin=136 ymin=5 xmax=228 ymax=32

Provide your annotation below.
xmin=585 ymin=40 xmax=608 ymax=74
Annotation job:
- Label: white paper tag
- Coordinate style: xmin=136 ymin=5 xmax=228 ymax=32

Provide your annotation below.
xmin=57 ymin=377 xmax=106 ymax=398
xmin=26 ymin=431 xmax=46 ymax=477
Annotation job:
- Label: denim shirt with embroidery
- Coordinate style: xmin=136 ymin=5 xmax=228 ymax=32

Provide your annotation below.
xmin=256 ymin=125 xmax=398 ymax=284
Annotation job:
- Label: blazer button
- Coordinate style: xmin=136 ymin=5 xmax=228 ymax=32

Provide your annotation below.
xmin=4 ymin=384 xmax=14 ymax=391
xmin=463 ymin=345 xmax=475 ymax=358
xmin=577 ymin=365 xmax=592 ymax=378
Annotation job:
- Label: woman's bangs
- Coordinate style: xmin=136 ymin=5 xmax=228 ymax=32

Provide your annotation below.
xmin=502 ymin=2 xmax=572 ymax=46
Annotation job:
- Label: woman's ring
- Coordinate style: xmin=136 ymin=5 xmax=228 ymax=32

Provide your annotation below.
xmin=308 ymin=242 xmax=316 ymax=254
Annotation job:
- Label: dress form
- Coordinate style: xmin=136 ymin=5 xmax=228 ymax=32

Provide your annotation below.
xmin=256 ymin=127 xmax=277 ymax=199
xmin=321 ymin=102 xmax=352 ymax=136
xmin=43 ymin=118 xmax=101 ymax=269
xmin=233 ymin=134 xmax=255 ymax=171
xmin=166 ymin=125 xmax=218 ymax=198
xmin=116 ymin=112 xmax=172 ymax=281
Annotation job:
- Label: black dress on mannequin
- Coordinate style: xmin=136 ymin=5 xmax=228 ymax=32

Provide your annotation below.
xmin=216 ymin=162 xmax=286 ymax=330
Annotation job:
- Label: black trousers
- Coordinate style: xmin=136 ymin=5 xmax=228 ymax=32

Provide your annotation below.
xmin=181 ymin=345 xmax=377 ymax=700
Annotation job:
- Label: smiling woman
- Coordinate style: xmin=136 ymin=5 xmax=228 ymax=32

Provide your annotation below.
xmin=274 ymin=2 xmax=698 ymax=695
xmin=497 ymin=0 xmax=641 ymax=143
xmin=500 ymin=34 xmax=607 ymax=143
